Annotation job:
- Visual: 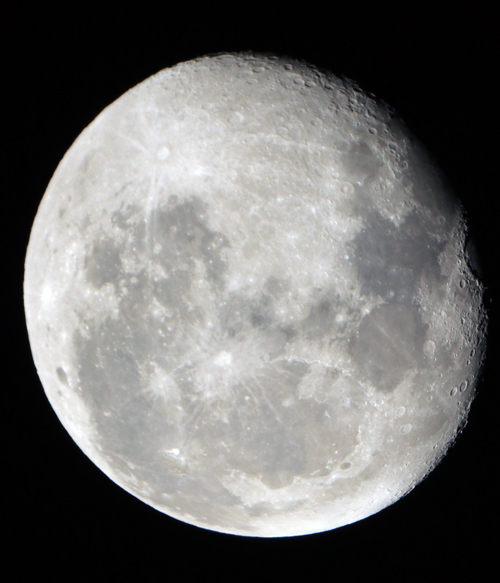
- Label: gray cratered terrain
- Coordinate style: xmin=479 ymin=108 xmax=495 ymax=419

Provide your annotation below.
xmin=24 ymin=53 xmax=487 ymax=536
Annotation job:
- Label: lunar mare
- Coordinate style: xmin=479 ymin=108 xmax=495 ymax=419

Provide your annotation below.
xmin=24 ymin=53 xmax=486 ymax=537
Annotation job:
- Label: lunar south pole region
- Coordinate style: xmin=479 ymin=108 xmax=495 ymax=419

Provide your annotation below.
xmin=24 ymin=53 xmax=487 ymax=537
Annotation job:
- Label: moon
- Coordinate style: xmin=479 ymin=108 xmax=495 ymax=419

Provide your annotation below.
xmin=24 ymin=52 xmax=487 ymax=537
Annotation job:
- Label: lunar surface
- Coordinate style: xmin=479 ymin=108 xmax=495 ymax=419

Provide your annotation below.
xmin=24 ymin=53 xmax=487 ymax=537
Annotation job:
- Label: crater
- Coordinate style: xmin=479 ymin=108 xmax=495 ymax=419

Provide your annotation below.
xmin=156 ymin=147 xmax=170 ymax=161
xmin=56 ymin=366 xmax=68 ymax=384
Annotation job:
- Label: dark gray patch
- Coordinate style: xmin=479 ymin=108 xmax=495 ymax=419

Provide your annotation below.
xmin=73 ymin=315 xmax=176 ymax=476
xmin=350 ymin=303 xmax=427 ymax=392
xmin=302 ymin=296 xmax=336 ymax=339
xmin=264 ymin=276 xmax=289 ymax=297
xmin=348 ymin=210 xmax=446 ymax=302
xmin=244 ymin=419 xmax=307 ymax=490
xmin=153 ymin=196 xmax=229 ymax=285
xmin=111 ymin=202 xmax=142 ymax=230
xmin=214 ymin=295 xmax=293 ymax=361
xmin=217 ymin=294 xmax=278 ymax=344
xmin=341 ymin=141 xmax=383 ymax=184
xmin=415 ymin=412 xmax=447 ymax=441
xmin=56 ymin=367 xmax=68 ymax=384
xmin=74 ymin=320 xmax=142 ymax=413
xmin=153 ymin=269 xmax=191 ymax=310
xmin=80 ymin=214 xmax=91 ymax=232
xmin=85 ymin=237 xmax=122 ymax=288
xmin=220 ymin=359 xmax=357 ymax=487
xmin=250 ymin=294 xmax=274 ymax=329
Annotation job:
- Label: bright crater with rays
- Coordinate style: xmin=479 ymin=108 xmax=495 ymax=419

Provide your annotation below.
xmin=24 ymin=53 xmax=486 ymax=537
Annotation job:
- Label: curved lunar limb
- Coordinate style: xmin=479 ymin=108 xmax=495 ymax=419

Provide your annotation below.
xmin=24 ymin=53 xmax=487 ymax=537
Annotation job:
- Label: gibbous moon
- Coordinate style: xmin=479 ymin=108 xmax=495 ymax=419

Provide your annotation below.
xmin=24 ymin=53 xmax=486 ymax=537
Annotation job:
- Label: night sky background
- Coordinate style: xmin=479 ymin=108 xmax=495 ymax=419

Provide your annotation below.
xmin=4 ymin=2 xmax=497 ymax=580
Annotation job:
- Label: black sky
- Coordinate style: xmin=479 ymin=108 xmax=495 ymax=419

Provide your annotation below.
xmin=4 ymin=2 xmax=497 ymax=580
